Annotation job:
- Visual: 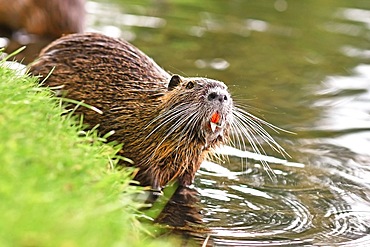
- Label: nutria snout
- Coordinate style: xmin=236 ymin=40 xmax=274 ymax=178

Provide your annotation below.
xmin=29 ymin=33 xmax=285 ymax=189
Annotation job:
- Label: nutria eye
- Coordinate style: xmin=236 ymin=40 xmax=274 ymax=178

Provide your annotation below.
xmin=186 ymin=81 xmax=195 ymax=89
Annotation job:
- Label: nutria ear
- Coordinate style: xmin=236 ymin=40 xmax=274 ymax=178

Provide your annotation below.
xmin=168 ymin=74 xmax=182 ymax=91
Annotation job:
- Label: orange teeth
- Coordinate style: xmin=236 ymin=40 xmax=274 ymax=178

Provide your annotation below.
xmin=210 ymin=112 xmax=221 ymax=133
xmin=210 ymin=112 xmax=220 ymax=124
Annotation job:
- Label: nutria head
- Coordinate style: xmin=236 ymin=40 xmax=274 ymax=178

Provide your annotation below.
xmin=164 ymin=74 xmax=232 ymax=147
xmin=126 ymin=74 xmax=233 ymax=189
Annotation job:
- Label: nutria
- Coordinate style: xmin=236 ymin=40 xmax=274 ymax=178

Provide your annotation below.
xmin=0 ymin=0 xmax=85 ymax=38
xmin=29 ymin=33 xmax=285 ymax=189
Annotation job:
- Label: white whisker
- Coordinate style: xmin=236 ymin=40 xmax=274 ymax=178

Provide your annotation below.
xmin=229 ymin=104 xmax=293 ymax=180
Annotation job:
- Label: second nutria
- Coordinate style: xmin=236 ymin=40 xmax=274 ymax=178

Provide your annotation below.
xmin=30 ymin=33 xmax=285 ymax=189
xmin=0 ymin=0 xmax=85 ymax=38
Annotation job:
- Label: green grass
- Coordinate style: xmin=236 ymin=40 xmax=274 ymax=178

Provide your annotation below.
xmin=0 ymin=59 xmax=175 ymax=246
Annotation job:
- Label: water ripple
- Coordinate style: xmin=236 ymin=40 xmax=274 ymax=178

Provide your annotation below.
xmin=195 ymin=148 xmax=370 ymax=246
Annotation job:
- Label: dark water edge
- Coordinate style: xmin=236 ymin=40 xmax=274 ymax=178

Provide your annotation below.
xmin=2 ymin=0 xmax=370 ymax=246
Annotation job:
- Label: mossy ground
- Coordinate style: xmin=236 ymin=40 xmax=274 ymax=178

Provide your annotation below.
xmin=0 ymin=60 xmax=174 ymax=246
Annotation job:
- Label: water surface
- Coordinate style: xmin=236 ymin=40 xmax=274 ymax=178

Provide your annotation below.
xmin=95 ymin=1 xmax=370 ymax=246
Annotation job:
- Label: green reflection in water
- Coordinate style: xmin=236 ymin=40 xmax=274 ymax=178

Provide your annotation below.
xmin=95 ymin=1 xmax=370 ymax=245
xmin=96 ymin=0 xmax=368 ymax=133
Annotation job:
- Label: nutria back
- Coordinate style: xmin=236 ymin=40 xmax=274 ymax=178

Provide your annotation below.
xmin=0 ymin=0 xmax=85 ymax=37
xmin=30 ymin=33 xmax=236 ymax=189
xmin=31 ymin=33 xmax=171 ymax=134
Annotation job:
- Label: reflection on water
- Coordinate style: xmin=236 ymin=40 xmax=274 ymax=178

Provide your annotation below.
xmin=313 ymin=64 xmax=370 ymax=155
xmin=2 ymin=0 xmax=370 ymax=246
xmin=85 ymin=0 xmax=166 ymax=40
xmin=121 ymin=0 xmax=369 ymax=245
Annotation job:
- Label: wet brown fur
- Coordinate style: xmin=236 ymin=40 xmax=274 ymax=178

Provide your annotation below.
xmin=0 ymin=0 xmax=85 ymax=38
xmin=29 ymin=33 xmax=232 ymax=189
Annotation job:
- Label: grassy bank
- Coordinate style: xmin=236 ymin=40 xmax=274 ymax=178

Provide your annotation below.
xmin=0 ymin=59 xmax=173 ymax=246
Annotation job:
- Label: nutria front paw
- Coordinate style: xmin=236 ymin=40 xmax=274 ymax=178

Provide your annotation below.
xmin=178 ymin=173 xmax=195 ymax=187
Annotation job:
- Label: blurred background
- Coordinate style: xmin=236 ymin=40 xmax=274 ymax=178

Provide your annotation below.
xmin=2 ymin=0 xmax=370 ymax=246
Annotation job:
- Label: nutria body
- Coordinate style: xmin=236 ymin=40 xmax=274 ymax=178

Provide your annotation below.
xmin=0 ymin=0 xmax=85 ymax=38
xmin=30 ymin=33 xmax=235 ymax=189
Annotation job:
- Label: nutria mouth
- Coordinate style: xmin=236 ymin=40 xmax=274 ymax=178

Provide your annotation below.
xmin=29 ymin=33 xmax=286 ymax=189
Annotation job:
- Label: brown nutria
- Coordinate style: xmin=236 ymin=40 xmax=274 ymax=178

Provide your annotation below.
xmin=0 ymin=0 xmax=85 ymax=38
xmin=29 ymin=33 xmax=286 ymax=189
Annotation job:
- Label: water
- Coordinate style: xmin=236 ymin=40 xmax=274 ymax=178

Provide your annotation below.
xmin=2 ymin=0 xmax=370 ymax=246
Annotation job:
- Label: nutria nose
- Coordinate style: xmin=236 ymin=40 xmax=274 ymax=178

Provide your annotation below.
xmin=208 ymin=92 xmax=228 ymax=103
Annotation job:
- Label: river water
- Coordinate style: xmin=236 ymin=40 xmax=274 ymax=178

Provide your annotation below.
xmin=3 ymin=0 xmax=370 ymax=246
xmin=100 ymin=1 xmax=370 ymax=246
